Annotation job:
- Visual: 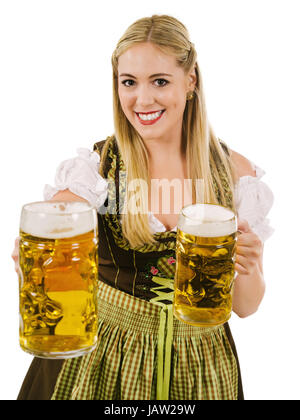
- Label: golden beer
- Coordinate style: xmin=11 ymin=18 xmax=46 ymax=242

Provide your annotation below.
xmin=174 ymin=204 xmax=237 ymax=327
xmin=19 ymin=201 xmax=99 ymax=358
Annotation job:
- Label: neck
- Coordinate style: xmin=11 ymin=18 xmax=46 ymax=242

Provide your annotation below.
xmin=144 ymin=136 xmax=184 ymax=163
xmin=145 ymin=141 xmax=188 ymax=181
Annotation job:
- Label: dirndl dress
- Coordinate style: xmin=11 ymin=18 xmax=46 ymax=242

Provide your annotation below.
xmin=17 ymin=136 xmax=244 ymax=400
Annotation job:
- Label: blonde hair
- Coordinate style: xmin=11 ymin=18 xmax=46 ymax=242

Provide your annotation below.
xmin=106 ymin=14 xmax=237 ymax=248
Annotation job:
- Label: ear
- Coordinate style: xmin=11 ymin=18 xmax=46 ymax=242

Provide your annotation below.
xmin=187 ymin=66 xmax=197 ymax=91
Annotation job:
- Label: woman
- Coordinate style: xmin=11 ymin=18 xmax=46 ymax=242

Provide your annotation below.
xmin=14 ymin=14 xmax=274 ymax=400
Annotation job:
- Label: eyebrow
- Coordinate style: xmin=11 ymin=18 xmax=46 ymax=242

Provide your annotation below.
xmin=119 ymin=73 xmax=173 ymax=79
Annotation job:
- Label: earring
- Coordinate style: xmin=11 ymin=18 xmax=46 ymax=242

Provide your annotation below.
xmin=186 ymin=91 xmax=194 ymax=101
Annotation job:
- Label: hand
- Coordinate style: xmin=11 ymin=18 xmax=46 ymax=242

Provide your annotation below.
xmin=11 ymin=236 xmax=20 ymax=274
xmin=235 ymin=219 xmax=263 ymax=276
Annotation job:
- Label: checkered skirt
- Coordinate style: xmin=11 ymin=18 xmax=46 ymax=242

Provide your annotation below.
xmin=51 ymin=281 xmax=238 ymax=400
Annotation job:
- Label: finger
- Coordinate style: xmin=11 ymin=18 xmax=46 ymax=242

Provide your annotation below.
xmin=11 ymin=247 xmax=19 ymax=260
xmin=236 ymin=245 xmax=250 ymax=257
xmin=235 ymin=262 xmax=249 ymax=276
xmin=236 ymin=244 xmax=260 ymax=257
xmin=11 ymin=250 xmax=18 ymax=262
xmin=12 ymin=236 xmax=20 ymax=256
xmin=12 ymin=237 xmax=20 ymax=254
xmin=13 ymin=256 xmax=20 ymax=273
xmin=12 ymin=237 xmax=20 ymax=273
xmin=237 ymin=218 xmax=251 ymax=234
xmin=237 ymin=234 xmax=263 ymax=251
xmin=235 ymin=254 xmax=250 ymax=275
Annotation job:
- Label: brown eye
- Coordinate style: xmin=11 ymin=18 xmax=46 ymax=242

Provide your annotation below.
xmin=154 ymin=79 xmax=169 ymax=87
xmin=121 ymin=80 xmax=135 ymax=87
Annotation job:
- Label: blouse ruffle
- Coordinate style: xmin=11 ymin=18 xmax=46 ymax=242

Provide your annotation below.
xmin=233 ymin=162 xmax=274 ymax=242
xmin=44 ymin=149 xmax=274 ymax=242
xmin=44 ymin=148 xmax=108 ymax=210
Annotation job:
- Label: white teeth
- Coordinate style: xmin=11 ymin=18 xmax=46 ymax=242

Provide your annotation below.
xmin=138 ymin=110 xmax=164 ymax=121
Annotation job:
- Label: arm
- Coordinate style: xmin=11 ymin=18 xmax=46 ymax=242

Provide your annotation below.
xmin=13 ymin=148 xmax=106 ymax=273
xmin=50 ymin=189 xmax=88 ymax=203
xmin=230 ymin=151 xmax=266 ymax=318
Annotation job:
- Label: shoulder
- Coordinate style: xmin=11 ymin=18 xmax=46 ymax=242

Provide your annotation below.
xmin=217 ymin=138 xmax=256 ymax=179
xmin=230 ymin=149 xmax=256 ymax=179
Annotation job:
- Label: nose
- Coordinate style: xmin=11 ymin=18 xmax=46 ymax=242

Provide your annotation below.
xmin=135 ymin=84 xmax=155 ymax=108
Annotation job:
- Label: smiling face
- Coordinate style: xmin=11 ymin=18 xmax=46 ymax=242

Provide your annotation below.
xmin=117 ymin=42 xmax=196 ymax=144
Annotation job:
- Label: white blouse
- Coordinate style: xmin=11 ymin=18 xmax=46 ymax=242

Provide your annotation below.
xmin=44 ymin=148 xmax=274 ymax=242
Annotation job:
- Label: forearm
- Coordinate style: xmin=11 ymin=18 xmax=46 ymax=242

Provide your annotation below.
xmin=50 ymin=189 xmax=88 ymax=202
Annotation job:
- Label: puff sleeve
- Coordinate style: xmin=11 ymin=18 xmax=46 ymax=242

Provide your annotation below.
xmin=43 ymin=148 xmax=108 ymax=209
xmin=234 ymin=163 xmax=274 ymax=242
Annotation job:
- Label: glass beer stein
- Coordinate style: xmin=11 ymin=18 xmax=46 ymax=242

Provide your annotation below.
xmin=18 ymin=201 xmax=99 ymax=359
xmin=174 ymin=203 xmax=237 ymax=327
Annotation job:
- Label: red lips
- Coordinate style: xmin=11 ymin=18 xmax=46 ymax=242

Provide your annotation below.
xmin=136 ymin=110 xmax=165 ymax=125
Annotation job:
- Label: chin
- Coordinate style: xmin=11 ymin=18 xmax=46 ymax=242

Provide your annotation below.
xmin=136 ymin=129 xmax=165 ymax=141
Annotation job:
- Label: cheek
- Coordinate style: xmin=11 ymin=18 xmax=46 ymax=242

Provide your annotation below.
xmin=118 ymin=91 xmax=127 ymax=109
xmin=164 ymin=92 xmax=187 ymax=118
xmin=119 ymin=92 xmax=135 ymax=113
xmin=118 ymin=93 xmax=133 ymax=120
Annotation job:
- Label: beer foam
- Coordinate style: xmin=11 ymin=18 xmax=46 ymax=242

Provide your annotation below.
xmin=20 ymin=201 xmax=97 ymax=239
xmin=178 ymin=204 xmax=236 ymax=237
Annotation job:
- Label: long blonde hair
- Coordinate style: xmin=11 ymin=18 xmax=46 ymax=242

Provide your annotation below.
xmin=106 ymin=14 xmax=237 ymax=248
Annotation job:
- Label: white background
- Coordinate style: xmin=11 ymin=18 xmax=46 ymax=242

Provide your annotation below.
xmin=0 ymin=0 xmax=298 ymax=400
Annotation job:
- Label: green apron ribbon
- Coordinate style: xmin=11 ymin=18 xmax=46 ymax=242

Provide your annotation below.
xmin=150 ymin=276 xmax=174 ymax=400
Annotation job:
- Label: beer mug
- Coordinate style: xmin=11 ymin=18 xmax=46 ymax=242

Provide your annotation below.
xmin=18 ymin=201 xmax=99 ymax=359
xmin=174 ymin=203 xmax=237 ymax=327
